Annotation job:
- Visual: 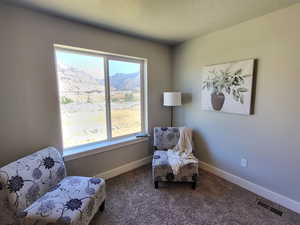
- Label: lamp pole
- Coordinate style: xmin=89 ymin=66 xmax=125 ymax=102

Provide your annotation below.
xmin=171 ymin=106 xmax=173 ymax=127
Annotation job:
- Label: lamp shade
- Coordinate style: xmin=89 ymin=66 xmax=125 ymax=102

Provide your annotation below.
xmin=163 ymin=92 xmax=182 ymax=106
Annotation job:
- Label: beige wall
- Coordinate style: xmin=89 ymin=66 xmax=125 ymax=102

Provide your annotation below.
xmin=0 ymin=3 xmax=172 ymax=176
xmin=173 ymin=4 xmax=300 ymax=202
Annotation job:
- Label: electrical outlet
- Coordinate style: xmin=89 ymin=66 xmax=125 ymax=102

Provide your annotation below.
xmin=241 ymin=158 xmax=248 ymax=167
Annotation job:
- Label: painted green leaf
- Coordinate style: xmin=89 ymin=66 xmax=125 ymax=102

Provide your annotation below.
xmin=226 ymin=87 xmax=231 ymax=94
xmin=233 ymin=95 xmax=239 ymax=102
xmin=242 ymin=74 xmax=251 ymax=78
xmin=237 ymin=87 xmax=248 ymax=92
xmin=240 ymin=95 xmax=244 ymax=104
xmin=235 ymin=69 xmax=242 ymax=75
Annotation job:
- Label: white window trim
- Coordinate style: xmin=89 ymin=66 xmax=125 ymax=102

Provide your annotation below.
xmin=63 ymin=136 xmax=149 ymax=161
xmin=53 ymin=44 xmax=149 ymax=159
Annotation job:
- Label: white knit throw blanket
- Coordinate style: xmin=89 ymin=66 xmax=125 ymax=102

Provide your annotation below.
xmin=167 ymin=127 xmax=198 ymax=175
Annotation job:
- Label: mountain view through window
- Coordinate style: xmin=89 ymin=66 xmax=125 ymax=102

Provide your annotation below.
xmin=109 ymin=60 xmax=141 ymax=138
xmin=55 ymin=48 xmax=144 ymax=148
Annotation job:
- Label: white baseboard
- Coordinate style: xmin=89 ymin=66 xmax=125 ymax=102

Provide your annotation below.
xmin=95 ymin=156 xmax=152 ymax=180
xmin=199 ymin=161 xmax=300 ymax=214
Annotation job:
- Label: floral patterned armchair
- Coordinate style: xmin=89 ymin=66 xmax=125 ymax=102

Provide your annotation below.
xmin=0 ymin=147 xmax=105 ymax=225
xmin=152 ymin=127 xmax=199 ymax=189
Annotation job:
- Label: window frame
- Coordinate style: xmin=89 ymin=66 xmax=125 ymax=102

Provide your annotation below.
xmin=54 ymin=44 xmax=148 ymax=151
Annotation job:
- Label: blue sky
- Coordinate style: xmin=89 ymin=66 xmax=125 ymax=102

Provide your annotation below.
xmin=109 ymin=60 xmax=140 ymax=76
xmin=56 ymin=50 xmax=139 ymax=78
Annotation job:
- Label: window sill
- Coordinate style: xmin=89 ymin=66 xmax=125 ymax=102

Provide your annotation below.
xmin=63 ymin=136 xmax=149 ymax=161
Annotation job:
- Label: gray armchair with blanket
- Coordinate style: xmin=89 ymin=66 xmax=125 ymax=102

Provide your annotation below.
xmin=152 ymin=127 xmax=199 ymax=189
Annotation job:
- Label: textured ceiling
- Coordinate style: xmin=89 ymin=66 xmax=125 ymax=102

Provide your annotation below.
xmin=8 ymin=0 xmax=300 ymax=44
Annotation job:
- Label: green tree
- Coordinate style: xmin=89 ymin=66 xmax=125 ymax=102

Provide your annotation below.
xmin=124 ymin=93 xmax=134 ymax=102
xmin=61 ymin=96 xmax=74 ymax=104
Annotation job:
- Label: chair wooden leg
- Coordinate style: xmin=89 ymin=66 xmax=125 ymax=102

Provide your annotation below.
xmin=192 ymin=181 xmax=197 ymax=190
xmin=154 ymin=181 xmax=159 ymax=189
xmin=99 ymin=200 xmax=105 ymax=212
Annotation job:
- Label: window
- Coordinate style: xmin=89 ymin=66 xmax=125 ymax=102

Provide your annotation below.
xmin=54 ymin=45 xmax=146 ymax=149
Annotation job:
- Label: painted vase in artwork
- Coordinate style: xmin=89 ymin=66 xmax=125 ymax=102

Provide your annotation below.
xmin=202 ymin=67 xmax=250 ymax=112
xmin=211 ymin=92 xmax=225 ymax=111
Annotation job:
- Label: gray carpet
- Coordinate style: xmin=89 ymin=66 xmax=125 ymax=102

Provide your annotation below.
xmin=90 ymin=165 xmax=299 ymax=225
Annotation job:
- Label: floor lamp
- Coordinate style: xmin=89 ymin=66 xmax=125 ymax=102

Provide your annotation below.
xmin=163 ymin=92 xmax=182 ymax=127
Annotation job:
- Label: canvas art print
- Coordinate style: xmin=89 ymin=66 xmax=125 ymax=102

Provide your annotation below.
xmin=201 ymin=59 xmax=256 ymax=115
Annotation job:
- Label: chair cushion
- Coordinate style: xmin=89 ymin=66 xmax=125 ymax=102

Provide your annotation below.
xmin=20 ymin=176 xmax=105 ymax=225
xmin=0 ymin=147 xmax=66 ymax=212
xmin=152 ymin=151 xmax=198 ymax=182
xmin=153 ymin=127 xmax=180 ymax=150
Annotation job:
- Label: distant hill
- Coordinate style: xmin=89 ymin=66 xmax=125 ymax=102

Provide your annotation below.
xmin=57 ymin=62 xmax=103 ymax=93
xmin=57 ymin=63 xmax=140 ymax=92
xmin=109 ymin=72 xmax=140 ymax=91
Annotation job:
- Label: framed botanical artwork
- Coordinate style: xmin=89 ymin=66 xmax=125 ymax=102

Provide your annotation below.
xmin=201 ymin=59 xmax=257 ymax=115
